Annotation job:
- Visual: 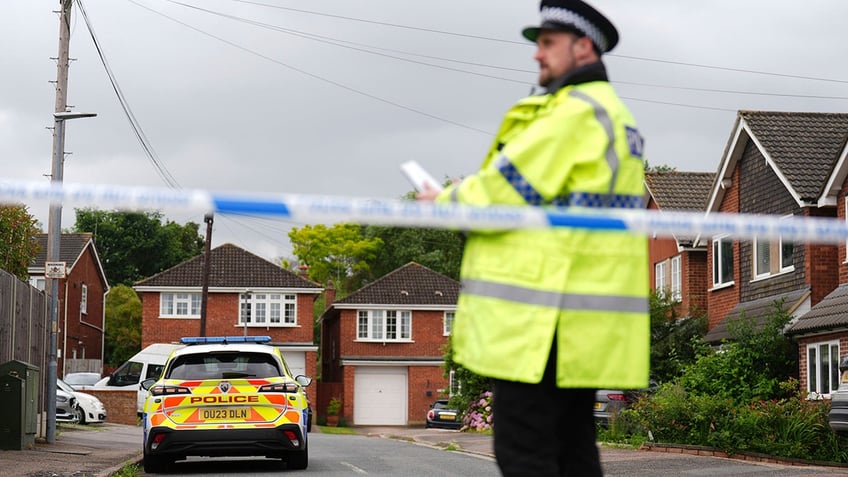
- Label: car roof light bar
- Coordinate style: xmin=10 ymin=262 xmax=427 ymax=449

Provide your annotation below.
xmin=180 ymin=336 xmax=272 ymax=345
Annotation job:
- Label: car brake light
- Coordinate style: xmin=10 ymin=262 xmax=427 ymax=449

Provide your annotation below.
xmin=151 ymin=385 xmax=191 ymax=396
xmin=284 ymin=430 xmax=299 ymax=447
xmin=427 ymin=410 xmax=435 ymax=420
xmin=258 ymin=383 xmax=299 ymax=393
xmin=151 ymin=433 xmax=167 ymax=450
xmin=607 ymin=393 xmax=629 ymax=402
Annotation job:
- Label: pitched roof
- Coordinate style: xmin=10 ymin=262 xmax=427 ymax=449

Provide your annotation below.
xmin=334 ymin=262 xmax=459 ymax=306
xmin=741 ymin=111 xmax=848 ymax=201
xmin=704 ymin=287 xmax=810 ymax=343
xmin=645 ymin=172 xmax=715 ymax=211
xmin=30 ymin=233 xmax=93 ymax=267
xmin=134 ymin=243 xmax=321 ymax=289
xmin=787 ymin=284 xmax=848 ymax=336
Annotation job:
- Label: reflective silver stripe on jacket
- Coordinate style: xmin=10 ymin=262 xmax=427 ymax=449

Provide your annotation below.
xmin=462 ymin=278 xmax=648 ymax=314
xmin=568 ymin=89 xmax=618 ymax=199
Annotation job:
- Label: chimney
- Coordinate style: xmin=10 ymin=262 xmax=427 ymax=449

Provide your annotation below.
xmin=325 ymin=281 xmax=336 ymax=309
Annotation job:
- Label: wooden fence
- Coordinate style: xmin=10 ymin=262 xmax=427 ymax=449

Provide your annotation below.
xmin=0 ymin=269 xmax=49 ymax=437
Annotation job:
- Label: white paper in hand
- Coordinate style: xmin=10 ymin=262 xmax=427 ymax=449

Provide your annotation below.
xmin=400 ymin=160 xmax=443 ymax=192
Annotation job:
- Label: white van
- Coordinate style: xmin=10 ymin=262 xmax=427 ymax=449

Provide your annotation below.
xmin=94 ymin=343 xmax=184 ymax=414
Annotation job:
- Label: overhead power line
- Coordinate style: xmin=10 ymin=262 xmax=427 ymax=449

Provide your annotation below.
xmin=75 ymin=0 xmax=181 ymax=189
xmin=127 ymin=0 xmax=493 ymax=135
xmin=227 ymin=0 xmax=848 ymax=85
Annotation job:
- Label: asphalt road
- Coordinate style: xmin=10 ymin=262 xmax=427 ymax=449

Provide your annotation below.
xmin=139 ymin=431 xmax=848 ymax=476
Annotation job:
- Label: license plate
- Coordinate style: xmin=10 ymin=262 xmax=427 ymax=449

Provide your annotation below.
xmin=200 ymin=407 xmax=249 ymax=421
xmin=438 ymin=413 xmax=456 ymax=421
xmin=594 ymin=402 xmax=602 ymax=410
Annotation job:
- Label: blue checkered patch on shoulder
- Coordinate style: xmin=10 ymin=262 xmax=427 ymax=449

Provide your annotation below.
xmin=625 ymin=126 xmax=644 ymax=159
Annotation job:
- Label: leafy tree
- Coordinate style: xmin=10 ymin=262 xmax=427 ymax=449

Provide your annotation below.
xmin=104 ymin=284 xmax=142 ymax=367
xmin=649 ymin=290 xmax=708 ymax=383
xmin=288 ymin=223 xmax=382 ymax=293
xmin=73 ymin=209 xmax=203 ymax=285
xmin=0 ymin=204 xmax=41 ymax=281
xmin=442 ymin=339 xmax=491 ymax=424
xmin=361 ymin=225 xmax=464 ymax=281
xmin=678 ymin=300 xmax=797 ymax=403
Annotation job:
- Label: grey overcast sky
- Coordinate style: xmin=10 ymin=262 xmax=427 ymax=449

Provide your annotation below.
xmin=2 ymin=0 xmax=847 ymax=262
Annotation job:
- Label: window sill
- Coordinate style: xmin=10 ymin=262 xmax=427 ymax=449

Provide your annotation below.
xmin=709 ymin=281 xmax=735 ymax=292
xmin=750 ymin=268 xmax=795 ymax=283
xmin=235 ymin=324 xmax=298 ymax=328
xmin=159 ymin=315 xmax=200 ymax=319
xmin=354 ymin=339 xmax=414 ymax=344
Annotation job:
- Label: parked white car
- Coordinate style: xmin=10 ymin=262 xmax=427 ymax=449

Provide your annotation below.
xmin=58 ymin=378 xmax=107 ymax=424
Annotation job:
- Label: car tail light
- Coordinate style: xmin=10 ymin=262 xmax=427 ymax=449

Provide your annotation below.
xmin=151 ymin=385 xmax=191 ymax=396
xmin=151 ymin=433 xmax=167 ymax=450
xmin=284 ymin=430 xmax=300 ymax=447
xmin=259 ymin=383 xmax=299 ymax=393
xmin=607 ymin=393 xmax=629 ymax=402
xmin=427 ymin=410 xmax=435 ymax=420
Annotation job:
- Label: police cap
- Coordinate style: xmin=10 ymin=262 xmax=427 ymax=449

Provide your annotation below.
xmin=522 ymin=0 xmax=619 ymax=54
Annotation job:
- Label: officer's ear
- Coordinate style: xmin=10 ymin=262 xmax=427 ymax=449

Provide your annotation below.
xmin=573 ymin=35 xmax=599 ymax=63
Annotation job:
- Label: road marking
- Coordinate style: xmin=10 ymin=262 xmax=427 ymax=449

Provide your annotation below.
xmin=340 ymin=461 xmax=368 ymax=474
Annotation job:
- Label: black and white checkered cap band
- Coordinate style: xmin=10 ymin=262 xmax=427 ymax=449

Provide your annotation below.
xmin=540 ymin=6 xmax=608 ymax=52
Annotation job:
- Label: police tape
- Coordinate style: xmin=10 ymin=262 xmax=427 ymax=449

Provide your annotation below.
xmin=3 ymin=178 xmax=848 ymax=244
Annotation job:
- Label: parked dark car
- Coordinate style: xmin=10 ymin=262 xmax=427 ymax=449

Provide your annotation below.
xmin=594 ymin=380 xmax=657 ymax=427
xmin=426 ymin=399 xmax=462 ymax=429
xmin=828 ymin=356 xmax=848 ymax=435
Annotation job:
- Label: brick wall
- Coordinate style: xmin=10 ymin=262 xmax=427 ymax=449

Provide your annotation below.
xmin=83 ymin=389 xmax=138 ymax=426
xmin=683 ymin=251 xmax=708 ymax=315
xmin=408 ymin=366 xmax=450 ymax=425
xmin=795 ymin=332 xmax=848 ymax=394
xmin=141 ymin=292 xmax=316 ymax=347
xmin=707 ymin=169 xmax=740 ymax=330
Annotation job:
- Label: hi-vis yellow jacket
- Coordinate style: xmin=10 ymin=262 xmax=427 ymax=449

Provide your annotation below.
xmin=437 ymin=71 xmax=649 ymax=390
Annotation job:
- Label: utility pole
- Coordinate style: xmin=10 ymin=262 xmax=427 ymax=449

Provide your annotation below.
xmin=44 ymin=0 xmax=74 ymax=445
xmin=199 ymin=213 xmax=214 ymax=337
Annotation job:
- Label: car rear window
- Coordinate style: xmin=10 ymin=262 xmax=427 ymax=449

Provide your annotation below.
xmin=167 ymin=352 xmax=281 ymax=380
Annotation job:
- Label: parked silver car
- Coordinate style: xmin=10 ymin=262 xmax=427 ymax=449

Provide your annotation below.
xmin=63 ymin=372 xmax=102 ymax=390
xmin=594 ymin=380 xmax=657 ymax=427
xmin=56 ymin=388 xmax=80 ymax=423
xmin=828 ymin=356 xmax=848 ymax=435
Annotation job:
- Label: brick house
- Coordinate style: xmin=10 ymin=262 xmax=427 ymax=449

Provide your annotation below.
xmin=28 ymin=233 xmax=109 ymax=377
xmin=700 ymin=111 xmax=848 ymax=397
xmin=319 ymin=262 xmax=459 ymax=426
xmin=645 ymin=171 xmax=714 ymax=315
xmin=784 ymin=113 xmax=848 ymax=397
xmin=133 ymin=243 xmax=323 ymax=404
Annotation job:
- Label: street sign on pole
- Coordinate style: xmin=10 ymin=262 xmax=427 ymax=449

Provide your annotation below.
xmin=44 ymin=262 xmax=66 ymax=279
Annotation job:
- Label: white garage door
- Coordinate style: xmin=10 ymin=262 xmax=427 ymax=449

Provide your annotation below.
xmin=354 ymin=367 xmax=408 ymax=425
xmin=279 ymin=351 xmax=306 ymax=378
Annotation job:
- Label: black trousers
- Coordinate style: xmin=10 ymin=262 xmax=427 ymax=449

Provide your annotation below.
xmin=493 ymin=345 xmax=602 ymax=477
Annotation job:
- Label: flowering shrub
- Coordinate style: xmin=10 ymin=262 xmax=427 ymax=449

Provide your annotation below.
xmin=462 ymin=391 xmax=493 ymax=432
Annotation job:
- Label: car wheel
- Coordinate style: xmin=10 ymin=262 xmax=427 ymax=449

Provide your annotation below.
xmin=287 ymin=446 xmax=308 ymax=470
xmin=143 ymin=449 xmax=172 ymax=474
xmin=77 ymin=407 xmax=87 ymax=425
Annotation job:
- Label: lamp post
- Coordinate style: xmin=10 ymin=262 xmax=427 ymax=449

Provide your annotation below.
xmin=45 ymin=111 xmax=96 ymax=443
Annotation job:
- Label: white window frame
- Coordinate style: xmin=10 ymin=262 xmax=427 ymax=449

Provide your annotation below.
xmin=753 ymin=236 xmax=771 ymax=279
xmin=160 ymin=292 xmax=201 ymax=318
xmin=712 ymin=235 xmax=734 ymax=287
xmin=239 ymin=293 xmax=297 ymax=327
xmin=449 ymin=369 xmax=461 ymax=397
xmin=80 ymin=283 xmax=88 ymax=314
xmin=670 ymin=255 xmax=682 ymax=301
xmin=356 ymin=309 xmax=412 ymax=342
xmin=753 ymin=216 xmax=795 ymax=280
xmin=655 ymin=261 xmax=667 ymax=297
xmin=443 ymin=311 xmax=455 ymax=336
xmin=806 ymin=341 xmax=840 ymax=398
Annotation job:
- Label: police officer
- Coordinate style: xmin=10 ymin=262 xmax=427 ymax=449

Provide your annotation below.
xmin=418 ymin=1 xmax=649 ymax=475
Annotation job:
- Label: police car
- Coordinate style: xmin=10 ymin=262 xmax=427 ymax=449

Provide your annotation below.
xmin=140 ymin=336 xmax=312 ymax=473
